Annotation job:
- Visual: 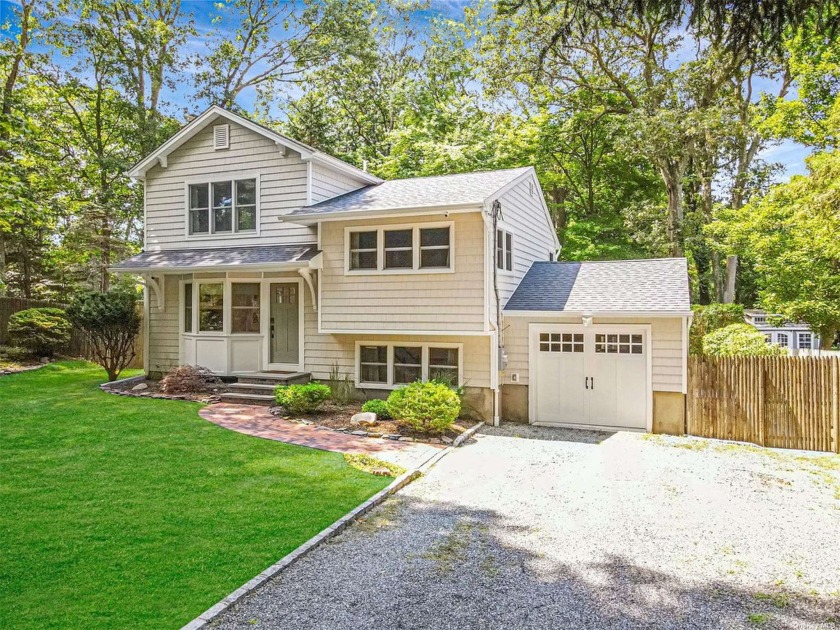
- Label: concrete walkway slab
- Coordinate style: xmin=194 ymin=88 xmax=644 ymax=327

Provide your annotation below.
xmin=199 ymin=403 xmax=442 ymax=470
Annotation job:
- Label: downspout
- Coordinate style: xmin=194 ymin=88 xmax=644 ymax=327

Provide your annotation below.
xmin=490 ymin=199 xmax=504 ymax=427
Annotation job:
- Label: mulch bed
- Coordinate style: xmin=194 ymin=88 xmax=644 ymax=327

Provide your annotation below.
xmin=102 ymin=376 xmax=222 ymax=404
xmin=269 ymin=401 xmax=467 ymax=445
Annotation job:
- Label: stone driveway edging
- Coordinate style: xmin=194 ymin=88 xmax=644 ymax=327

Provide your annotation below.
xmin=180 ymin=466 xmax=427 ymax=630
xmin=453 ymin=421 xmax=484 ymax=447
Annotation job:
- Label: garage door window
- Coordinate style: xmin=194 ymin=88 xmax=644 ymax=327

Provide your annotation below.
xmin=595 ymin=333 xmax=643 ymax=354
xmin=539 ymin=332 xmax=583 ymax=353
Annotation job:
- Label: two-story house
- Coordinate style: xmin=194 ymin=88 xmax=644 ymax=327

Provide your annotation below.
xmin=112 ymin=106 xmax=691 ymax=432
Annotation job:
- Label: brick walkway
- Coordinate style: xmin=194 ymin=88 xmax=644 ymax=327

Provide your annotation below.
xmin=199 ymin=403 xmax=443 ymax=470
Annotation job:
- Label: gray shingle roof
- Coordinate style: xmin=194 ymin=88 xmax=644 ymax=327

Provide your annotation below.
xmin=288 ymin=167 xmax=531 ymax=218
xmin=505 ymin=259 xmax=691 ymax=313
xmin=111 ymin=244 xmax=318 ymax=272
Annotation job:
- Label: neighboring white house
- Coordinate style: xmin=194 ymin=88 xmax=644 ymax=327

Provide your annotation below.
xmin=112 ymin=106 xmax=691 ymax=432
xmin=744 ymin=310 xmax=820 ymax=354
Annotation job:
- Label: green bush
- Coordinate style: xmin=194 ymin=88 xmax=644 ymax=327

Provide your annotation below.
xmin=67 ymin=289 xmax=141 ymax=381
xmin=275 ymin=382 xmax=332 ymax=414
xmin=361 ymin=398 xmax=391 ymax=419
xmin=702 ymin=324 xmax=787 ymax=357
xmin=690 ymin=303 xmax=745 ymax=355
xmin=0 ymin=345 xmax=34 ymax=362
xmin=7 ymin=308 xmax=71 ymax=357
xmin=385 ymin=381 xmax=460 ymax=434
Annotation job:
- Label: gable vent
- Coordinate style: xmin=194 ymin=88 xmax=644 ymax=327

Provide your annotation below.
xmin=213 ymin=124 xmax=230 ymax=150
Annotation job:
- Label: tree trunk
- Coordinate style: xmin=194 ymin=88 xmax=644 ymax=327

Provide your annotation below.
xmin=723 ymin=255 xmax=738 ymax=303
xmin=660 ymin=162 xmax=684 ymax=256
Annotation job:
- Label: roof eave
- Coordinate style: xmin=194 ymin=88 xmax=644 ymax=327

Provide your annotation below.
xmin=503 ymin=309 xmax=694 ymax=318
xmin=282 ymin=202 xmax=484 ymax=225
xmin=110 ymin=259 xmax=313 ymax=275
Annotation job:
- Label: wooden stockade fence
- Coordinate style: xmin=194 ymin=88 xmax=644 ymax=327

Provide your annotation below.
xmin=688 ymin=356 xmax=840 ymax=453
xmin=0 ymin=296 xmax=143 ymax=368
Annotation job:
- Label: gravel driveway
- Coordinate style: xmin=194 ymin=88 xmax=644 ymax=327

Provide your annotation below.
xmin=212 ymin=426 xmax=840 ymax=629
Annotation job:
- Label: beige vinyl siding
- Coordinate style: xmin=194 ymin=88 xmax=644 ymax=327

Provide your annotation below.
xmin=310 ymin=162 xmax=367 ymax=204
xmin=147 ymin=274 xmax=183 ymax=373
xmin=503 ymin=315 xmax=686 ymax=392
xmin=318 ymin=212 xmax=486 ymax=333
xmin=144 ymin=119 xmax=316 ymax=250
xmin=495 ymin=175 xmax=557 ymax=304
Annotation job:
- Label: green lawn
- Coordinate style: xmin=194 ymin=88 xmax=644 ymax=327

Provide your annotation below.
xmin=0 ymin=362 xmax=391 ymax=629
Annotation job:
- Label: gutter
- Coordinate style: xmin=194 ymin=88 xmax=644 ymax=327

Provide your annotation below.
xmin=280 ymin=203 xmax=483 ymax=225
xmin=109 ymin=260 xmax=316 ymax=275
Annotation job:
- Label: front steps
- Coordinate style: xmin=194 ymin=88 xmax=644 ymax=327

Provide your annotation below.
xmin=219 ymin=372 xmax=310 ymax=406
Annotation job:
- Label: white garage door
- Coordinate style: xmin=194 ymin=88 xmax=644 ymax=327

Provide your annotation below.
xmin=531 ymin=326 xmax=649 ymax=430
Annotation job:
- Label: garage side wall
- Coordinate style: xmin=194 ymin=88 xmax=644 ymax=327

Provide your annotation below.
xmin=501 ymin=314 xmax=686 ymax=432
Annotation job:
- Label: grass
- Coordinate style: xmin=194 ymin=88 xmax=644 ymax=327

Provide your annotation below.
xmin=0 ymin=362 xmax=392 ymax=629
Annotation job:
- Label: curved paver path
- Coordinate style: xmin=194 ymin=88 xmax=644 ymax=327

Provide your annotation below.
xmin=199 ymin=403 xmax=442 ymax=469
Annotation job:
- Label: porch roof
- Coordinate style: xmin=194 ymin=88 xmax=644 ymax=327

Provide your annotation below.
xmin=110 ymin=244 xmax=319 ymax=273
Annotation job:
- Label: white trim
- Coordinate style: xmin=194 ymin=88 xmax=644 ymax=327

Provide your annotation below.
xmin=354 ymin=340 xmax=463 ymax=390
xmin=142 ymin=283 xmax=150 ymax=374
xmin=527 ymin=323 xmax=653 ymax=432
xmin=504 ymin=309 xmax=695 ymax=318
xmin=262 ymin=278 xmax=305 ymax=372
xmin=213 ymin=123 xmax=230 ymax=150
xmin=306 ymin=161 xmax=313 ymax=206
xmin=483 ymin=168 xmax=561 ymax=250
xmin=682 ymin=315 xmax=689 ymax=394
xmin=184 ymin=172 xmax=261 ymax=240
xmin=285 ymin=204 xmax=482 ymax=225
xmin=112 ymin=260 xmax=311 ymax=275
xmin=494 ymin=224 xmax=515 ymax=275
xmin=343 ymin=222 xmax=455 ymax=276
xmin=129 ymin=106 xmax=380 ymax=184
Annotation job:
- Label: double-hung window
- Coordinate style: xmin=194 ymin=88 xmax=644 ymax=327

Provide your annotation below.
xmin=347 ymin=223 xmax=453 ymax=272
xmin=356 ymin=342 xmax=461 ymax=388
xmin=188 ymin=177 xmax=257 ymax=235
xmin=231 ymin=283 xmax=260 ymax=333
xmin=198 ymin=283 xmax=224 ymax=332
xmin=496 ymin=228 xmax=513 ymax=272
xmin=798 ymin=332 xmax=812 ymax=349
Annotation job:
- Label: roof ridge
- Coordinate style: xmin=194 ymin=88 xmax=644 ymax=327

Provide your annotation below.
xmin=534 ymin=257 xmax=687 ymax=264
xmin=376 ymin=166 xmax=530 ymax=185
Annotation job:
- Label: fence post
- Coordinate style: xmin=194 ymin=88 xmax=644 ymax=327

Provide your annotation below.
xmin=832 ymin=358 xmax=839 ymax=454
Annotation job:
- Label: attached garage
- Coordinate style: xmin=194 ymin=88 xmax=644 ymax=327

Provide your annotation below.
xmin=502 ymin=259 xmax=692 ymax=433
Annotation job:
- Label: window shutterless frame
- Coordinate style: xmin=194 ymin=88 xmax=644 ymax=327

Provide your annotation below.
xmin=184 ymin=173 xmax=260 ymax=239
xmin=344 ymin=221 xmax=455 ymax=275
xmin=354 ymin=341 xmax=463 ymax=389
xmin=495 ymin=225 xmax=514 ymax=273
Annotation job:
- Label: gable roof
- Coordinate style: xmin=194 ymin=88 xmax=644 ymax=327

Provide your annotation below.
xmin=110 ymin=244 xmax=319 ymax=273
xmin=127 ymin=106 xmax=380 ymax=184
xmin=284 ymin=167 xmax=533 ymax=222
xmin=505 ymin=258 xmax=691 ymax=315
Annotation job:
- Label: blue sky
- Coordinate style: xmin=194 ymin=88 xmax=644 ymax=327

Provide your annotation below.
xmin=0 ymin=0 xmax=812 ymax=179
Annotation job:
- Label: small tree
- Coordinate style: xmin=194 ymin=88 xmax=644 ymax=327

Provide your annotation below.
xmin=7 ymin=307 xmax=72 ymax=357
xmin=689 ymin=303 xmax=745 ymax=355
xmin=702 ymin=324 xmax=786 ymax=357
xmin=67 ymin=288 xmax=141 ymax=381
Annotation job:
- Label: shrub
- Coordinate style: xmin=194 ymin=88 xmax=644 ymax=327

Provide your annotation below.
xmin=275 ymin=382 xmax=331 ymax=414
xmin=328 ymin=362 xmax=354 ymax=405
xmin=385 ymin=381 xmax=460 ymax=434
xmin=7 ymin=307 xmax=71 ymax=357
xmin=159 ymin=365 xmax=221 ymax=395
xmin=702 ymin=324 xmax=787 ymax=357
xmin=690 ymin=303 xmax=745 ymax=355
xmin=361 ymin=398 xmax=391 ymax=419
xmin=0 ymin=345 xmax=34 ymax=362
xmin=67 ymin=288 xmax=141 ymax=381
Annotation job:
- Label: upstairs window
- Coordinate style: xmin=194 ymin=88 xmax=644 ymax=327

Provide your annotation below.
xmin=346 ymin=223 xmax=453 ymax=273
xmin=188 ymin=177 xmax=257 ymax=235
xmin=496 ymin=228 xmax=513 ymax=272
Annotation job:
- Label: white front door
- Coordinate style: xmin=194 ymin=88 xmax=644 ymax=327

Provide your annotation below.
xmin=531 ymin=325 xmax=650 ymax=430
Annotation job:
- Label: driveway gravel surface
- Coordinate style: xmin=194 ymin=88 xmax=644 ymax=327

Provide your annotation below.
xmin=211 ymin=426 xmax=840 ymax=629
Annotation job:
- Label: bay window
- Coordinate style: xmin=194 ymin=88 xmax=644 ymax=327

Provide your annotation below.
xmin=198 ymin=283 xmax=224 ymax=332
xmin=356 ymin=342 xmax=462 ymax=388
xmin=188 ymin=176 xmax=258 ymax=235
xmin=183 ymin=283 xmax=193 ymax=332
xmin=231 ymin=283 xmax=260 ymax=333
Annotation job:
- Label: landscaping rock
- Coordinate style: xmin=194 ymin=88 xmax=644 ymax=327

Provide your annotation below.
xmin=398 ymin=437 xmax=414 ymax=442
xmin=442 ymin=436 xmax=453 ymax=445
xmin=368 ymin=432 xmax=383 ymax=438
xmin=350 ymin=430 xmax=368 ymax=437
xmin=131 ymin=383 xmax=148 ymax=391
xmin=428 ymin=438 xmax=442 ymax=445
xmin=350 ymin=412 xmax=378 ymax=427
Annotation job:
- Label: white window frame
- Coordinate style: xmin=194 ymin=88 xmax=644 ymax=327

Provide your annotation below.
xmin=193 ymin=279 xmax=227 ymax=335
xmin=797 ymin=332 xmax=812 ymax=349
xmin=344 ymin=222 xmax=455 ymax=275
xmin=495 ymin=225 xmax=514 ymax=274
xmin=776 ymin=332 xmax=789 ymax=348
xmin=184 ymin=172 xmax=260 ymax=239
xmin=354 ymin=341 xmax=463 ymax=389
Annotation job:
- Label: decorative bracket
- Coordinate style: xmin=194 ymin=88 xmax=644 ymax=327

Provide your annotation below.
xmin=275 ymin=141 xmax=287 ymax=157
xmin=298 ymin=267 xmax=317 ymax=312
xmin=141 ymin=275 xmax=165 ymax=313
xmin=158 ymin=155 xmax=168 ymax=168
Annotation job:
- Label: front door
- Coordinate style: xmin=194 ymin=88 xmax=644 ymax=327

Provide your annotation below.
xmin=269 ymin=282 xmax=300 ymax=369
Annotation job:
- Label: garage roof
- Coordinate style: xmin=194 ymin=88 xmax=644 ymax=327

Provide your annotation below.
xmin=505 ymin=258 xmax=691 ymax=315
